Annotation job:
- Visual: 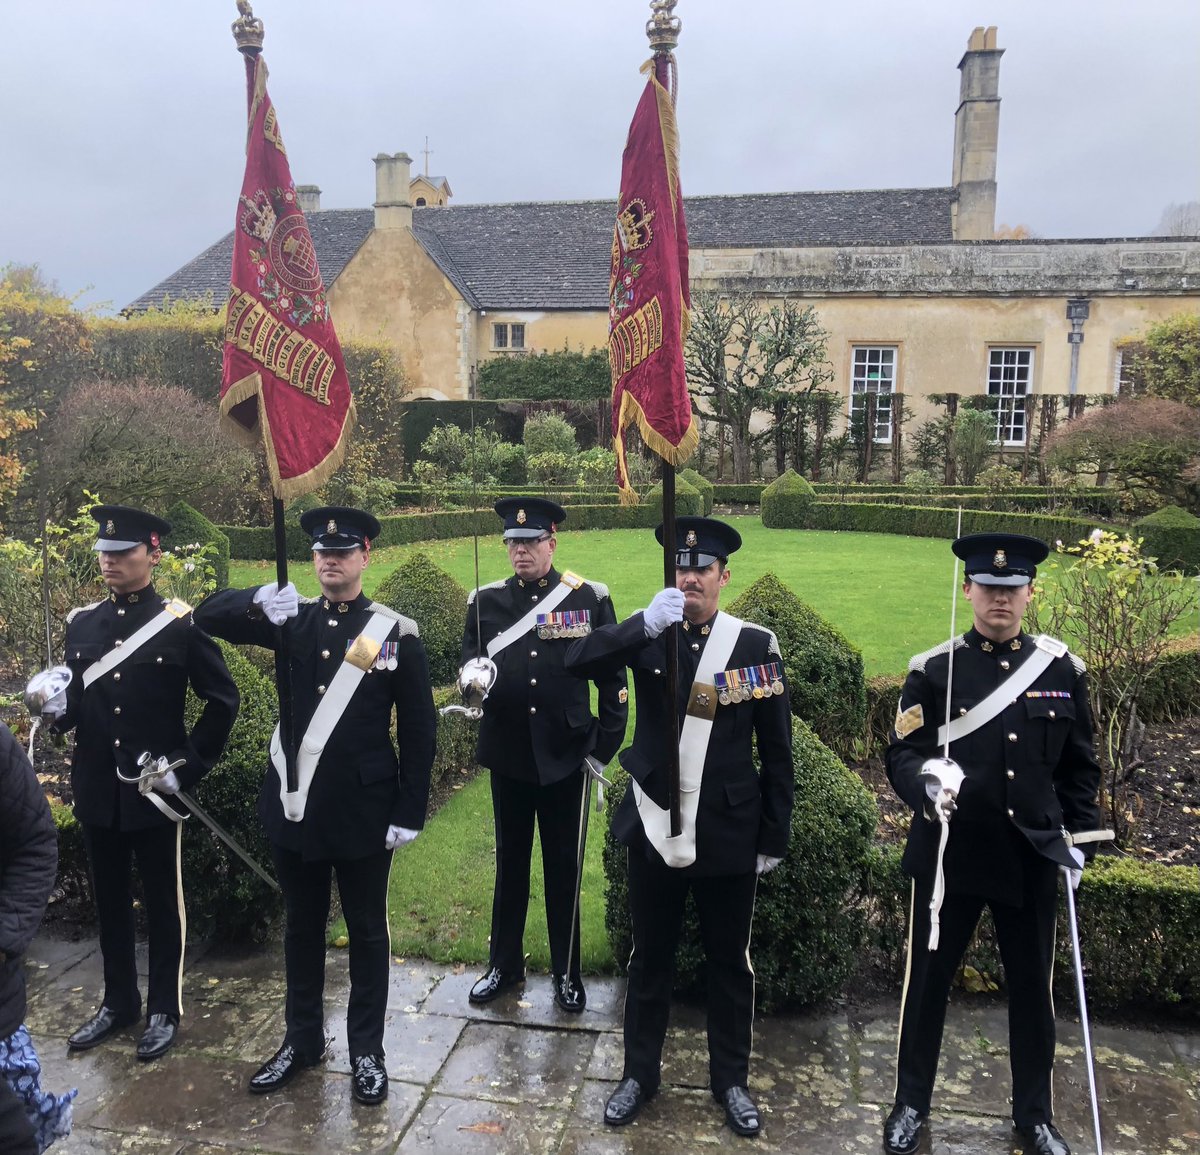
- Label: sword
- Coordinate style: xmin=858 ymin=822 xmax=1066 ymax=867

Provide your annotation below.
xmin=129 ymin=753 xmax=280 ymax=892
xmin=565 ymin=756 xmax=611 ymax=982
xmin=1062 ymin=828 xmax=1114 ymax=1155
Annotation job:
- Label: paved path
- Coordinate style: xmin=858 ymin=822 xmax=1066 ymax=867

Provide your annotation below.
xmin=21 ymin=930 xmax=1200 ymax=1154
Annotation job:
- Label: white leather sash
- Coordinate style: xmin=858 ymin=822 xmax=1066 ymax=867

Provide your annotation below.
xmin=484 ymin=572 xmax=582 ymax=659
xmin=81 ymin=599 xmax=192 ymax=688
xmin=270 ymin=611 xmax=395 ymax=822
xmin=936 ymin=635 xmax=1067 ymax=748
xmin=633 ymin=612 xmax=742 ymax=868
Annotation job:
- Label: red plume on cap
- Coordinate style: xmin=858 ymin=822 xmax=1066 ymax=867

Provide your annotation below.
xmin=150 ymin=532 xmax=160 ymax=548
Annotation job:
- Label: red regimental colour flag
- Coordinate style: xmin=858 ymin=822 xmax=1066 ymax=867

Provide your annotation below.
xmin=221 ymin=54 xmax=354 ymax=500
xmin=609 ymin=56 xmax=696 ymax=504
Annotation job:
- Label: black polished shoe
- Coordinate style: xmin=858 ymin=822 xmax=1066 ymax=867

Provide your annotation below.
xmin=717 ymin=1085 xmax=761 ymax=1137
xmin=553 ymin=973 xmax=587 ymax=1013
xmin=1016 ymin=1122 xmax=1071 ymax=1155
xmin=883 ymin=1102 xmax=927 ymax=1155
xmin=248 ymin=1043 xmax=323 ymax=1094
xmin=468 ymin=966 xmax=525 ymax=1004
xmin=604 ymin=1076 xmax=653 ymax=1126
xmin=136 ymin=1014 xmax=178 ymax=1061
xmin=67 ymin=1006 xmax=139 ymax=1050
xmin=351 ymin=1054 xmax=389 ymax=1105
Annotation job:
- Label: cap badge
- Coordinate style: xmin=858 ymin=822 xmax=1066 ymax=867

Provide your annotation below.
xmin=685 ymin=529 xmax=698 ymax=547
xmin=105 ymin=519 xmax=115 ymax=535
xmin=517 ymin=509 xmax=527 ymax=525
xmin=327 ymin=519 xmax=337 ymax=534
xmin=994 ymin=549 xmax=1008 ymax=569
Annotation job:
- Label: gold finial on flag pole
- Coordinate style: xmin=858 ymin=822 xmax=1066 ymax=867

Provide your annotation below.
xmin=232 ymin=0 xmax=265 ymax=54
xmin=646 ymin=0 xmax=682 ymax=54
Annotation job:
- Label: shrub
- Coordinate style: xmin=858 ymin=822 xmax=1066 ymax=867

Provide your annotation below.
xmin=977 ymin=462 xmax=1022 ymax=509
xmin=477 ymin=348 xmax=611 ymax=401
xmin=678 ymin=467 xmax=714 ymax=515
xmin=167 ymin=501 xmax=230 ymax=589
xmin=760 ymin=468 xmax=815 ymax=528
xmin=527 ymin=450 xmax=574 ymax=487
xmin=183 ymin=641 xmax=283 ymax=942
xmin=372 ymin=553 xmax=468 ymax=687
xmin=523 ymin=412 xmax=578 ymax=459
xmin=1136 ymin=636 xmax=1200 ymax=721
xmin=1135 ymin=504 xmax=1200 ymax=572
xmin=50 ymin=799 xmax=89 ymax=907
xmin=728 ymin=572 xmax=866 ymax=758
xmin=644 ymin=474 xmax=703 ymax=518
xmin=603 ymin=721 xmax=878 ymax=1011
xmin=903 ymin=468 xmax=938 ymax=494
xmin=577 ymin=447 xmax=617 ymax=490
xmin=431 ymin=685 xmax=480 ymax=792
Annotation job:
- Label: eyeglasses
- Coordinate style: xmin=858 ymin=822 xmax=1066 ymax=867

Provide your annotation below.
xmin=505 ymin=535 xmax=552 ymax=549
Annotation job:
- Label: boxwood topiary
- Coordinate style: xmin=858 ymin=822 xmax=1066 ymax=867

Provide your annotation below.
xmin=645 ymin=474 xmax=704 ymax=518
xmin=761 ymin=468 xmax=815 ymax=528
xmin=603 ymin=720 xmax=878 ymax=1011
xmin=183 ymin=640 xmax=283 ymax=942
xmin=678 ymin=468 xmax=714 ymax=515
xmin=1135 ymin=504 xmax=1200 ymax=572
xmin=728 ymin=572 xmax=866 ymax=758
xmin=167 ymin=500 xmax=231 ymax=590
xmin=373 ymin=553 xmax=468 ymax=687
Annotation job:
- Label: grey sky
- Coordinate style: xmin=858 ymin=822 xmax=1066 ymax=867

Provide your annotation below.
xmin=2 ymin=0 xmax=1197 ymax=314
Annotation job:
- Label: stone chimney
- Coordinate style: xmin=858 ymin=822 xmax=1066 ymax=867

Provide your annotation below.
xmin=951 ymin=26 xmax=1003 ymax=241
xmin=296 ymin=185 xmax=321 ymax=214
xmin=374 ymin=152 xmax=413 ymax=231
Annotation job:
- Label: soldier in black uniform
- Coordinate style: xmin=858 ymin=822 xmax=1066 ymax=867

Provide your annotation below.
xmin=882 ymin=533 xmax=1101 ymax=1155
xmin=565 ymin=517 xmax=794 ymax=1138
xmin=194 ymin=506 xmax=435 ymax=1107
xmin=464 ymin=498 xmax=627 ymax=1013
xmin=49 ymin=505 xmax=239 ymax=1062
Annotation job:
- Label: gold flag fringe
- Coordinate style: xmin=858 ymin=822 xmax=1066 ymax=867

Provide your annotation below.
xmin=614 ymin=389 xmax=698 ymax=506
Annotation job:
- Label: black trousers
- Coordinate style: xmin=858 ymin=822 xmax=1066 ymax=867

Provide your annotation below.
xmin=488 ymin=770 xmax=586 ymax=978
xmin=622 ymin=847 xmax=758 ymax=1095
xmin=895 ymin=861 xmax=1059 ymax=1128
xmin=271 ymin=843 xmax=393 ymax=1061
xmin=0 ymin=1076 xmax=36 ymax=1155
xmin=83 ymin=821 xmax=185 ymax=1020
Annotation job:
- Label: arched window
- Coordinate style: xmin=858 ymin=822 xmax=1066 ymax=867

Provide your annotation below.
xmin=415 ymin=197 xmax=427 ymax=207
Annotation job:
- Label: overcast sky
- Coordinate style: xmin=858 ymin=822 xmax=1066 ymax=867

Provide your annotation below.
xmin=2 ymin=0 xmax=1197 ymax=313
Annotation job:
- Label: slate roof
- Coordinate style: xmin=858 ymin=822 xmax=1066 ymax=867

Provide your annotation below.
xmin=126 ymin=187 xmax=955 ymax=313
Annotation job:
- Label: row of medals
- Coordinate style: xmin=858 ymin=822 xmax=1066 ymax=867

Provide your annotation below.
xmin=536 ymin=623 xmax=591 ymax=639
xmin=717 ymin=671 xmax=785 ymax=706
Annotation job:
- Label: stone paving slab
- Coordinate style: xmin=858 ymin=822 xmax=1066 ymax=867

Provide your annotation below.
xmin=422 ymin=970 xmax=625 ymax=1031
xmin=398 ymin=1094 xmax=570 ymax=1155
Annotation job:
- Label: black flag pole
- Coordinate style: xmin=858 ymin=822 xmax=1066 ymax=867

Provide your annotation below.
xmin=661 ymin=463 xmax=682 ymax=837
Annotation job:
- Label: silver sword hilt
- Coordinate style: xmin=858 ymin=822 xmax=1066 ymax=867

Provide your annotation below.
xmin=128 ymin=751 xmax=187 ymax=794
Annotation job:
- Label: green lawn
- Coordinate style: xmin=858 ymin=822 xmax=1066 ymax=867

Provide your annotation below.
xmin=231 ymin=519 xmax=978 ymax=678
xmin=238 ymin=520 xmax=1197 ymax=971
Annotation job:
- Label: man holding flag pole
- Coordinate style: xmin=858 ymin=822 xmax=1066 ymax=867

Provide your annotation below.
xmin=194 ymin=3 xmax=436 ymax=1107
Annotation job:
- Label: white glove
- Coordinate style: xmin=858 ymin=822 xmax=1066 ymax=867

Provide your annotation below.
xmin=643 ymin=587 xmax=685 ymax=638
xmin=925 ymin=779 xmax=958 ymax=819
xmin=254 ymin=581 xmax=300 ymax=626
xmin=385 ymin=824 xmax=420 ymax=850
xmin=151 ymin=770 xmax=181 ymax=795
xmin=756 ymin=854 xmax=782 ymax=876
xmin=1064 ymin=846 xmax=1084 ymax=891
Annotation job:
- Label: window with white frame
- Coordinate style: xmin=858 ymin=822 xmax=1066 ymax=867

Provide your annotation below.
xmin=492 ymin=322 xmax=526 ymax=351
xmin=849 ymin=346 xmax=896 ymax=441
xmin=987 ymin=347 xmax=1033 ymax=444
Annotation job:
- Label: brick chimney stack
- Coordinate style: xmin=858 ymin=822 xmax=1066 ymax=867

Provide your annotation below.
xmin=952 ymin=26 xmax=1003 ymax=241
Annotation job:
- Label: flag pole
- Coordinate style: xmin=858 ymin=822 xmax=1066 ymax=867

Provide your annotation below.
xmin=648 ymin=3 xmax=683 ymax=838
xmin=233 ymin=1 xmax=298 ymax=795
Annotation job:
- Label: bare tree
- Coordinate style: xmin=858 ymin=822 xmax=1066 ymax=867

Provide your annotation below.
xmin=1152 ymin=201 xmax=1200 ymax=237
xmin=685 ymin=290 xmax=833 ymax=484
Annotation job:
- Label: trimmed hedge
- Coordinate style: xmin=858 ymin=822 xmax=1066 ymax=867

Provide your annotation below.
xmin=373 ymin=554 xmax=467 ymax=687
xmin=803 ymin=502 xmax=1115 ymax=545
xmin=761 ymin=469 xmax=815 ymax=528
xmin=712 ymin=483 xmax=767 ymax=505
xmin=603 ymin=721 xmax=878 ymax=1011
xmin=728 ymin=572 xmax=866 ymax=757
xmin=1135 ymin=505 xmax=1200 ymax=573
xmin=431 ymin=684 xmax=480 ymax=792
xmin=868 ymin=846 xmax=1200 ymax=1015
xmin=398 ymin=401 xmax=522 ymax=469
xmin=644 ymin=475 xmax=704 ymax=518
xmin=827 ymin=491 xmax=1125 ymax=518
xmin=1136 ymin=636 xmax=1200 ymax=722
xmin=167 ymin=501 xmax=230 ymax=590
xmin=678 ymin=468 xmax=714 ymax=516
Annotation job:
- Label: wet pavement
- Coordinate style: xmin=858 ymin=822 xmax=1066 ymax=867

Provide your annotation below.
xmin=21 ymin=929 xmax=1200 ymax=1154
